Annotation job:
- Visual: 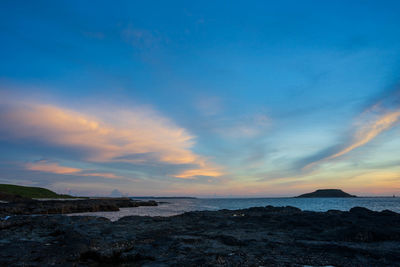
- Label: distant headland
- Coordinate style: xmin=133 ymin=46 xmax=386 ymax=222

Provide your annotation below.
xmin=297 ymin=189 xmax=357 ymax=198
xmin=0 ymin=184 xmax=76 ymax=200
xmin=0 ymin=184 xmax=157 ymax=216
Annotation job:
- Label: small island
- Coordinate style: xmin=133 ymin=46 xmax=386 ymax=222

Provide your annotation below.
xmin=297 ymin=189 xmax=356 ymax=198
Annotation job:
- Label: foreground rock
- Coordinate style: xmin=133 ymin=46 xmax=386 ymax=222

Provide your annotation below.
xmin=1 ymin=206 xmax=399 ymax=266
xmin=0 ymin=198 xmax=157 ymax=216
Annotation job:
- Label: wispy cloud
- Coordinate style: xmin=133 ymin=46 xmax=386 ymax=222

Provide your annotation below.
xmin=196 ymin=96 xmax=223 ymax=116
xmin=173 ymin=166 xmax=223 ymax=179
xmin=213 ymin=113 xmax=270 ymax=139
xmin=0 ymin=99 xmax=222 ymax=179
xmin=327 ymin=110 xmax=400 ymax=159
xmin=80 ymin=172 xmax=120 ymax=179
xmin=304 ymin=87 xmax=400 ymax=169
xmin=26 ymin=161 xmax=81 ymax=174
xmin=25 ymin=160 xmax=120 ymax=179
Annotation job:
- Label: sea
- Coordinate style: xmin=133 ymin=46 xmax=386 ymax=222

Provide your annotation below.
xmin=70 ymin=197 xmax=400 ymax=221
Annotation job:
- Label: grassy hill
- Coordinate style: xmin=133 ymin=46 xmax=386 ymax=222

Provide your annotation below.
xmin=0 ymin=184 xmax=75 ymax=199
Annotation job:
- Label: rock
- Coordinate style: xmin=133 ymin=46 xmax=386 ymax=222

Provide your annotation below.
xmin=0 ymin=198 xmax=157 ymax=216
xmin=349 ymin=206 xmax=374 ymax=214
xmin=0 ymin=206 xmax=399 ymax=266
xmin=0 ymin=192 xmax=33 ymax=202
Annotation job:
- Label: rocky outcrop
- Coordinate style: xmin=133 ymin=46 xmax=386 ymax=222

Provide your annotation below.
xmin=0 ymin=198 xmax=157 ymax=216
xmin=0 ymin=192 xmax=32 ymax=202
xmin=0 ymin=205 xmax=399 ymax=266
xmin=297 ymin=189 xmax=356 ymax=198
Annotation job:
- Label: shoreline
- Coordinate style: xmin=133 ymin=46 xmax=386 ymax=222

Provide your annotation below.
xmin=2 ymin=196 xmax=399 ymax=219
xmin=1 ymin=205 xmax=399 ymax=266
xmin=0 ymin=197 xmax=157 ymax=216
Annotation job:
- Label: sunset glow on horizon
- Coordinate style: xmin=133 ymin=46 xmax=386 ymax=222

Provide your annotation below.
xmin=1 ymin=1 xmax=400 ymax=197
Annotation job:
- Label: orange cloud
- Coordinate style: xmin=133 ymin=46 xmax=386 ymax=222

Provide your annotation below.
xmin=173 ymin=167 xmax=223 ymax=179
xmin=328 ymin=110 xmax=400 ymax=160
xmin=80 ymin=172 xmax=120 ymax=179
xmin=305 ymin=108 xmax=400 ymax=169
xmin=25 ymin=160 xmax=120 ymax=179
xmin=1 ymin=101 xmax=222 ymax=179
xmin=26 ymin=161 xmax=81 ymax=174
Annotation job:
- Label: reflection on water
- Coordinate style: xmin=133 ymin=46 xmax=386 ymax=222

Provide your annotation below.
xmin=70 ymin=197 xmax=400 ymax=221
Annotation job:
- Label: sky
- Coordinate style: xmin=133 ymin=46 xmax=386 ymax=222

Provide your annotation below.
xmin=1 ymin=0 xmax=400 ymax=197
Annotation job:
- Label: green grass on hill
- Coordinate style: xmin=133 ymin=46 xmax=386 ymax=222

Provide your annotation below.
xmin=0 ymin=184 xmax=75 ymax=199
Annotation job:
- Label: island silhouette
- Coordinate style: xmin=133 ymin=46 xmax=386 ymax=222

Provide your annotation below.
xmin=297 ymin=189 xmax=356 ymax=198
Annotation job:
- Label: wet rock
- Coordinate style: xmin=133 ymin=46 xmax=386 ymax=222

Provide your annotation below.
xmin=0 ymin=206 xmax=399 ymax=266
xmin=349 ymin=206 xmax=375 ymax=215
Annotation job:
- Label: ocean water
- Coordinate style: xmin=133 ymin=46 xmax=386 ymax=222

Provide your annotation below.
xmin=70 ymin=197 xmax=400 ymax=221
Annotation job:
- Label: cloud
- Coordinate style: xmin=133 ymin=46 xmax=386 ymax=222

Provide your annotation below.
xmin=327 ymin=110 xmax=400 ymax=160
xmin=26 ymin=161 xmax=81 ymax=174
xmin=25 ymin=160 xmax=120 ymax=179
xmin=196 ymin=96 xmax=223 ymax=116
xmin=214 ymin=113 xmax=270 ymax=139
xmin=0 ymin=99 xmax=222 ymax=179
xmin=80 ymin=172 xmax=120 ymax=179
xmin=110 ymin=189 xmax=124 ymax=197
xmin=303 ymin=87 xmax=400 ymax=169
xmin=173 ymin=167 xmax=223 ymax=179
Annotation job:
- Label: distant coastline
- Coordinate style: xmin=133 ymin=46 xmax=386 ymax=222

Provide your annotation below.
xmin=0 ymin=184 xmax=157 ymax=216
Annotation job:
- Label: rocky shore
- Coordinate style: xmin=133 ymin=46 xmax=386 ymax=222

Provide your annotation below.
xmin=0 ymin=197 xmax=157 ymax=216
xmin=1 ymin=205 xmax=399 ymax=266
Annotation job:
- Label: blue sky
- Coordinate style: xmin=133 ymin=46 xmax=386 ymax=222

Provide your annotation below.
xmin=1 ymin=0 xmax=400 ymax=196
